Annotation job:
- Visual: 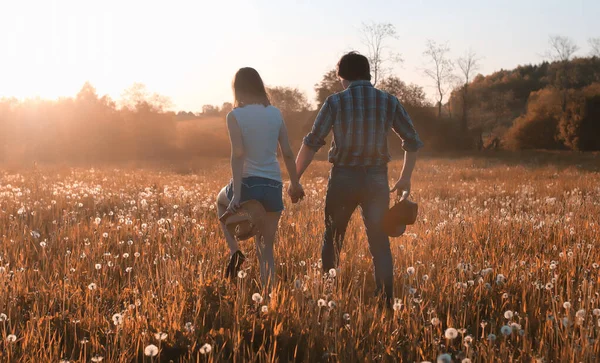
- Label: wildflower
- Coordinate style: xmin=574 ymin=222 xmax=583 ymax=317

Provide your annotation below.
xmin=445 ymin=328 xmax=458 ymax=340
xmin=501 ymin=325 xmax=512 ymax=336
xmin=504 ymin=310 xmax=514 ymax=319
xmin=422 ymin=274 xmax=429 ymax=282
xmin=6 ymin=334 xmax=16 ymax=342
xmin=91 ymin=356 xmax=103 ymax=362
xmin=128 ymin=240 xmax=134 ymax=245
xmin=30 ymin=231 xmax=41 ymax=238
xmin=112 ymin=313 xmax=123 ymax=326
xmin=122 ymin=253 xmax=129 ymax=258
xmin=95 ymin=264 xmax=102 ymax=270
xmin=328 ymin=301 xmax=336 ymax=309
xmin=328 ymin=268 xmax=337 ymax=278
xmin=261 ymin=305 xmax=268 ymax=313
xmin=545 ymin=282 xmax=553 ymax=290
xmin=88 ymin=283 xmax=97 ymax=290
xmin=299 ymin=260 xmax=306 ymax=267
xmin=343 ymin=313 xmax=350 ymax=321
xmin=134 ymin=252 xmax=140 ymax=258
xmin=437 ymin=353 xmax=452 ymax=363
xmin=39 ymin=241 xmax=47 ymax=248
xmin=185 ymin=322 xmax=194 ymax=332
xmin=199 ymin=343 xmax=212 ymax=354
xmin=593 ymin=308 xmax=600 ymax=316
xmin=496 ymin=274 xmax=506 ymax=284
xmin=237 ymin=270 xmax=247 ymax=279
xmin=463 ymin=335 xmax=473 ymax=345
xmin=317 ymin=299 xmax=326 ymax=307
xmin=154 ymin=332 xmax=168 ymax=340
xmin=126 ymin=267 xmax=133 ymax=273
xmin=95 ymin=217 xmax=101 ymax=225
xmin=563 ymin=301 xmax=571 ymax=309
xmin=0 ymin=313 xmax=7 ymax=321
xmin=144 ymin=344 xmax=159 ymax=357
xmin=431 ymin=317 xmax=440 ymax=326
xmin=407 ymin=266 xmax=416 ymax=275
xmin=487 ymin=333 xmax=497 ymax=341
xmin=252 ymin=293 xmax=263 ymax=304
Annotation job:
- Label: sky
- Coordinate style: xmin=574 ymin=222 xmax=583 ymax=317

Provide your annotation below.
xmin=0 ymin=0 xmax=598 ymax=111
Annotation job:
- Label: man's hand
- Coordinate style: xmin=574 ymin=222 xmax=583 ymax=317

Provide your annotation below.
xmin=390 ymin=177 xmax=411 ymax=198
xmin=288 ymin=183 xmax=305 ymax=204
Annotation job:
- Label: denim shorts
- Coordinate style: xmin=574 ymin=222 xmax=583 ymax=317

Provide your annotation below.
xmin=225 ymin=177 xmax=284 ymax=212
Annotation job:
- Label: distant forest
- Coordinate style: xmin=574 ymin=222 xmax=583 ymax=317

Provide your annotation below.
xmin=1 ymin=54 xmax=599 ymax=165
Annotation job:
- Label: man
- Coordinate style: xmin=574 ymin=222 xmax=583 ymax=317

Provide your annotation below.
xmin=292 ymin=51 xmax=424 ymax=304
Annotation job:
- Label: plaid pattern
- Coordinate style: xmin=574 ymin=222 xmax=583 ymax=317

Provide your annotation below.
xmin=303 ymin=80 xmax=424 ymax=166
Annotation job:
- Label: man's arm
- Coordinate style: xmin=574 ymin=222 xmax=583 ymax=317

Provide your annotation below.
xmin=295 ymin=99 xmax=334 ymax=179
xmin=390 ymin=99 xmax=424 ymax=197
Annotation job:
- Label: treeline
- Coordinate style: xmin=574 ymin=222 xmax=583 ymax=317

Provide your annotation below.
xmin=448 ymin=56 xmax=600 ymax=151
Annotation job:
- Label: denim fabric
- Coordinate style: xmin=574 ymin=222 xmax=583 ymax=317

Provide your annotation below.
xmin=321 ymin=165 xmax=393 ymax=300
xmin=226 ymin=176 xmax=283 ymax=213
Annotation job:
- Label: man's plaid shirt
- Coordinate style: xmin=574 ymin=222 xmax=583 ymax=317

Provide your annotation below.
xmin=303 ymin=80 xmax=424 ymax=166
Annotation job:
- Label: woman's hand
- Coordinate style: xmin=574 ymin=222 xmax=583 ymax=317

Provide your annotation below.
xmin=288 ymin=183 xmax=305 ymax=203
xmin=227 ymin=195 xmax=241 ymax=213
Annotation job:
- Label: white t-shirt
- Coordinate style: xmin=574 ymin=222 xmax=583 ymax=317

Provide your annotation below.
xmin=231 ymin=104 xmax=283 ymax=182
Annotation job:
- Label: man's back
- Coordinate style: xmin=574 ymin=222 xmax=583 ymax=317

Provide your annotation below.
xmin=303 ymin=80 xmax=423 ymax=166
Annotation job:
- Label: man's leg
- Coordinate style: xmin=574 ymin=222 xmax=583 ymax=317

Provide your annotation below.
xmin=359 ymin=168 xmax=393 ymax=302
xmin=322 ymin=168 xmax=359 ymax=273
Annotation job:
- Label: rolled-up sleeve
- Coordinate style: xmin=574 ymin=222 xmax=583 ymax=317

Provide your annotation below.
xmin=392 ymin=99 xmax=424 ymax=152
xmin=303 ymin=98 xmax=334 ymax=152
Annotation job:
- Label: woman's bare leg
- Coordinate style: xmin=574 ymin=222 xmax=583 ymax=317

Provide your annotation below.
xmin=255 ymin=211 xmax=282 ymax=290
xmin=217 ymin=186 xmax=239 ymax=255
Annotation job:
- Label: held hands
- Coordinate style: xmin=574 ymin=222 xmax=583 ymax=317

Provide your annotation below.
xmin=287 ymin=183 xmax=305 ymax=204
xmin=390 ymin=177 xmax=411 ymax=199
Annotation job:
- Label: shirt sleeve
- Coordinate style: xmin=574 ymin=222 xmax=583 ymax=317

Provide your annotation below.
xmin=303 ymin=98 xmax=334 ymax=152
xmin=392 ymin=98 xmax=424 ymax=152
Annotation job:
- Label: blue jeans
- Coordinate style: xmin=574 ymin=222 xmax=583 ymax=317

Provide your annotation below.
xmin=225 ymin=177 xmax=284 ymax=212
xmin=322 ymin=165 xmax=393 ymax=300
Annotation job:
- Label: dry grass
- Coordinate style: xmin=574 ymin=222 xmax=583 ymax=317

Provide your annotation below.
xmin=0 ymin=155 xmax=599 ymax=362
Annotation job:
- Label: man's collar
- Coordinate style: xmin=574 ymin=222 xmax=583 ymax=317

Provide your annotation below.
xmin=348 ymin=80 xmax=373 ymax=88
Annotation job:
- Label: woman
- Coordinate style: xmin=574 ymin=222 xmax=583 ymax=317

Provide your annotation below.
xmin=217 ymin=67 xmax=304 ymax=289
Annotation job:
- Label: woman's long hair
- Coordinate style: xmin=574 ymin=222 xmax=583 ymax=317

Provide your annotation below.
xmin=232 ymin=67 xmax=271 ymax=108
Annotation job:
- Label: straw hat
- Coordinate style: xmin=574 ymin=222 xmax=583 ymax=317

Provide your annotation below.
xmin=383 ymin=192 xmax=418 ymax=237
xmin=219 ymin=200 xmax=266 ymax=240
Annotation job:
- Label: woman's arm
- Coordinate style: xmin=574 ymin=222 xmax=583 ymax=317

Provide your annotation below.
xmin=226 ymin=112 xmax=244 ymax=211
xmin=278 ymin=120 xmax=304 ymax=202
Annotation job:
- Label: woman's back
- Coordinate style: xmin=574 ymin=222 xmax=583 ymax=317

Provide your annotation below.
xmin=231 ymin=104 xmax=282 ymax=182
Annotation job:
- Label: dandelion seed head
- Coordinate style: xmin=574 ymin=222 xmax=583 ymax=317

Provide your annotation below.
xmin=199 ymin=343 xmax=212 ymax=354
xmin=445 ymin=328 xmax=458 ymax=340
xmin=144 ymin=344 xmax=159 ymax=357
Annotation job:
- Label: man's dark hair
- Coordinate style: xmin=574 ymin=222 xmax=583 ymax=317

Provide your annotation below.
xmin=337 ymin=51 xmax=371 ymax=82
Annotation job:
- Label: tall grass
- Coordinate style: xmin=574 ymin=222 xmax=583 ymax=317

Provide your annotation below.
xmin=0 ymin=156 xmax=599 ymax=362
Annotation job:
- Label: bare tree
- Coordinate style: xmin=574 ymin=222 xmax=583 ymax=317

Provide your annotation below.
xmin=590 ymin=38 xmax=600 ymax=57
xmin=545 ymin=35 xmax=579 ymax=111
xmin=456 ymin=49 xmax=481 ymax=131
xmin=422 ymin=40 xmax=454 ymax=118
xmin=360 ymin=22 xmax=403 ymax=87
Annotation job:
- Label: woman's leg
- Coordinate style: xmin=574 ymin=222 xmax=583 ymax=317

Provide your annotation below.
xmin=217 ymin=186 xmax=239 ymax=255
xmin=255 ymin=211 xmax=282 ymax=290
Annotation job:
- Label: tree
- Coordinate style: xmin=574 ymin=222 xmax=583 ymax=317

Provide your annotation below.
xmin=314 ymin=69 xmax=344 ymax=107
xmin=422 ymin=40 xmax=454 ymax=118
xmin=267 ymin=86 xmax=309 ymax=114
xmin=378 ymin=76 xmax=429 ymax=108
xmin=456 ymin=49 xmax=481 ymax=131
xmin=360 ymin=22 xmax=403 ymax=87
xmin=589 ymin=38 xmax=600 ymax=58
xmin=221 ymin=102 xmax=233 ymax=115
xmin=545 ymin=35 xmax=579 ymax=112
xmin=201 ymin=105 xmax=219 ymax=116
xmin=120 ymin=83 xmax=172 ymax=112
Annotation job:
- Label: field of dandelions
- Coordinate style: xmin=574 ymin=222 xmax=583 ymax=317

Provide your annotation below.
xmin=0 ymin=153 xmax=599 ymax=362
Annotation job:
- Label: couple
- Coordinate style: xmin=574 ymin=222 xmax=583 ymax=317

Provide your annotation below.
xmin=217 ymin=52 xmax=424 ymax=304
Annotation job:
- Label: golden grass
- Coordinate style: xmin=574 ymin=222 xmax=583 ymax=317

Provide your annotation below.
xmin=0 ymin=155 xmax=599 ymax=362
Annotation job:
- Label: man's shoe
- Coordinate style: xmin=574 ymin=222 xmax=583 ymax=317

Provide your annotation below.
xmin=225 ymin=250 xmax=246 ymax=280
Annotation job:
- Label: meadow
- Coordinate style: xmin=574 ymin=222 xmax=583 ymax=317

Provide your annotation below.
xmin=0 ymin=153 xmax=599 ymax=362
